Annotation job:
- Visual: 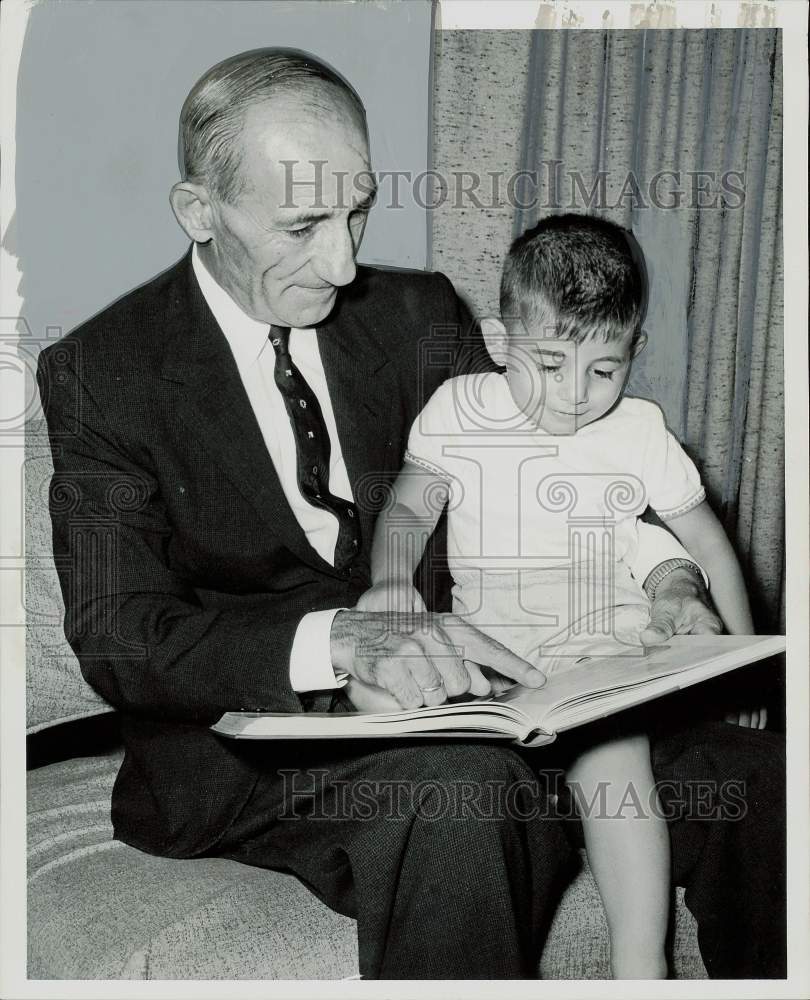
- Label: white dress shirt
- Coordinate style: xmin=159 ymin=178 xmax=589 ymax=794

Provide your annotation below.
xmin=192 ymin=245 xmax=347 ymax=692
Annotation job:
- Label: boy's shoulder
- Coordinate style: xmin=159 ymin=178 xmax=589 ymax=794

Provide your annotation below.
xmin=416 ymin=372 xmax=505 ymax=432
xmin=584 ymin=397 xmax=669 ymax=450
xmin=428 ymin=371 xmax=502 ymax=401
xmin=611 ymin=395 xmax=667 ymax=427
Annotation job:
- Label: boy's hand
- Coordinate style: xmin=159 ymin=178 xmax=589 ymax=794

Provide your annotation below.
xmin=356 ymin=581 xmax=425 ymax=615
xmin=640 ymin=567 xmax=723 ymax=645
xmin=724 ymin=706 xmax=768 ymax=729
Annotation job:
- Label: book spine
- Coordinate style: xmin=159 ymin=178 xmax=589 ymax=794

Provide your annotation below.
xmin=518 ymin=729 xmax=557 ymax=749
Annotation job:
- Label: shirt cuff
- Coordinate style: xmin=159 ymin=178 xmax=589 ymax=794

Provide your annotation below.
xmin=630 ymin=521 xmax=709 ymax=590
xmin=289 ymin=609 xmax=350 ymax=692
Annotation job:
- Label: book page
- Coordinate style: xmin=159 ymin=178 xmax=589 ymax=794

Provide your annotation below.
xmin=494 ymin=634 xmax=785 ymax=733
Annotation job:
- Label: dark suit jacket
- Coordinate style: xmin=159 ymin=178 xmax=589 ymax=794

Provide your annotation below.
xmin=38 ymin=250 xmax=490 ymax=857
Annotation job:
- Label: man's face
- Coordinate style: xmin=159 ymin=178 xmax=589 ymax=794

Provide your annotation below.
xmin=202 ymin=94 xmax=373 ymax=328
xmin=503 ymin=323 xmax=636 ymax=435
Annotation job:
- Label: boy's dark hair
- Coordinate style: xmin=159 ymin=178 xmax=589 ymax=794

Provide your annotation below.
xmin=500 ymin=213 xmax=646 ymax=343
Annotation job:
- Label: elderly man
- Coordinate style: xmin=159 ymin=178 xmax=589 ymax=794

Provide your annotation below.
xmin=37 ymin=48 xmax=785 ymax=979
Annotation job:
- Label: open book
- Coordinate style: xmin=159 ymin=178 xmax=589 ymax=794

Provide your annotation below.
xmin=212 ymin=634 xmax=785 ymax=748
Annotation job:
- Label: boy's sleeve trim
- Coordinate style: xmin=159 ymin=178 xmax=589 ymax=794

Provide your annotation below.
xmin=655 ymin=487 xmax=706 ymax=521
xmin=403 ymin=450 xmax=452 ymax=481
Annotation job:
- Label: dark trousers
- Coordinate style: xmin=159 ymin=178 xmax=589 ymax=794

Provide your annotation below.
xmin=215 ymin=721 xmax=786 ymax=979
xmin=652 ymin=719 xmax=786 ymax=979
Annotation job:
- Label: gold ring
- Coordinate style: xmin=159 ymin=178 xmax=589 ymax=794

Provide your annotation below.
xmin=421 ymin=682 xmax=444 ymax=694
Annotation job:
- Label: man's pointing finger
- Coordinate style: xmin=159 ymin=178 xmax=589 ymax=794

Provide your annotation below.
xmin=441 ymin=618 xmax=546 ymax=688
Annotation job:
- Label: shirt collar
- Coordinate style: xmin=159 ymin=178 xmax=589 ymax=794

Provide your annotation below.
xmin=191 ymin=243 xmax=272 ymax=370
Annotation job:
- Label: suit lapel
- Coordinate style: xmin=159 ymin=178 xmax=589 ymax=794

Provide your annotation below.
xmin=160 ymin=254 xmax=337 ymax=576
xmin=159 ymin=254 xmax=397 ymax=576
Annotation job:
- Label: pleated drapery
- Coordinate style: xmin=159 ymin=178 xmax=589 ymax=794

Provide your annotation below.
xmin=431 ymin=29 xmax=784 ymax=631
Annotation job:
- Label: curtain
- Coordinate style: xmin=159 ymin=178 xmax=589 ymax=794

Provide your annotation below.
xmin=431 ymin=29 xmax=784 ymax=631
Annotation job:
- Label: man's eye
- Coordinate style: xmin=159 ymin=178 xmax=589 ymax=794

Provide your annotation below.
xmin=539 ymin=363 xmax=561 ymax=373
xmin=287 ymin=225 xmax=313 ymax=240
xmin=592 ymin=369 xmax=615 ymax=380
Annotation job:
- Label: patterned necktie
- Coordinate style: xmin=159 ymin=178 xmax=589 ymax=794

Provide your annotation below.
xmin=269 ymin=325 xmax=360 ymax=569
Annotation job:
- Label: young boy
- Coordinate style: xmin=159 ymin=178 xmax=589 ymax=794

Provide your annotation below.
xmin=356 ymin=214 xmax=761 ymax=978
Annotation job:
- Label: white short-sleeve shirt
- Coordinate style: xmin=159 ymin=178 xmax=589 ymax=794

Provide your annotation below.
xmin=404 ymin=373 xmax=706 ymax=662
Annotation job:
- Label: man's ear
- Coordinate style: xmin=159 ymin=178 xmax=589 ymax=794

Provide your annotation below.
xmin=169 ymin=181 xmax=215 ymax=243
xmin=481 ymin=317 xmax=509 ymax=365
xmin=631 ymin=330 xmax=648 ymax=358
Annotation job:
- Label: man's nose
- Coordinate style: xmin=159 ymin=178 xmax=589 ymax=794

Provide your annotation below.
xmin=313 ymin=220 xmax=358 ymax=288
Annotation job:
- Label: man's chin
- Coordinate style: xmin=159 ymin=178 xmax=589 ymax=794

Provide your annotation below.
xmin=281 ymin=288 xmax=339 ymax=329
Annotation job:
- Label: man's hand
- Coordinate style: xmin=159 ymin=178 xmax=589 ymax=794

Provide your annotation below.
xmin=640 ymin=567 xmax=723 ymax=645
xmin=331 ymin=609 xmax=546 ymax=710
xmin=345 ymin=677 xmax=401 ymax=713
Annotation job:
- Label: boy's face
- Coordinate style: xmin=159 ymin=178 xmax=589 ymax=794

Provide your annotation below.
xmin=502 ymin=322 xmax=642 ymax=435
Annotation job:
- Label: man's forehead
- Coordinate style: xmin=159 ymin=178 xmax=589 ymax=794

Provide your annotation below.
xmin=238 ymin=95 xmax=371 ymax=209
xmin=241 ymin=89 xmax=367 ymax=147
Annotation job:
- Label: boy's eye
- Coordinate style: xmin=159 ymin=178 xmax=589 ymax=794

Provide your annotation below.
xmin=592 ymin=368 xmax=616 ymax=380
xmin=539 ymin=363 xmax=561 ymax=373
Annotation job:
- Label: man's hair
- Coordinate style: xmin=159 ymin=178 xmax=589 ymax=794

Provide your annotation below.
xmin=179 ymin=47 xmax=367 ymax=203
xmin=500 ymin=213 xmax=646 ymax=343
